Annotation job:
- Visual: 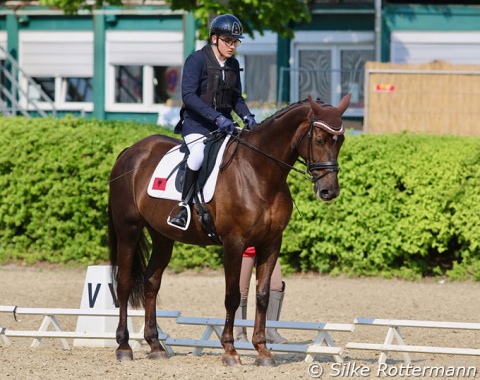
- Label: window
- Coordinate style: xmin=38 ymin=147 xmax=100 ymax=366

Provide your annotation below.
xmin=31 ymin=77 xmax=55 ymax=100
xmin=28 ymin=76 xmax=93 ymax=106
xmin=0 ymin=59 xmax=6 ymax=102
xmin=236 ymin=32 xmax=278 ymax=108
xmin=66 ymin=78 xmax=93 ymax=103
xmin=112 ymin=65 xmax=178 ymax=106
xmin=299 ymin=50 xmax=332 ymax=103
xmin=115 ymin=66 xmax=143 ymax=103
xmin=244 ymin=54 xmax=277 ymax=105
xmin=154 ymin=66 xmax=170 ymax=104
xmin=340 ymin=49 xmax=374 ymax=108
xmin=291 ymin=31 xmax=375 ymax=116
xmin=106 ymin=31 xmax=183 ymax=112
xmin=18 ymin=31 xmax=94 ymax=111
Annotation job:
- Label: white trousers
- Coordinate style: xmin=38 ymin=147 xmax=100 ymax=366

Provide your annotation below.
xmin=184 ymin=133 xmax=207 ymax=171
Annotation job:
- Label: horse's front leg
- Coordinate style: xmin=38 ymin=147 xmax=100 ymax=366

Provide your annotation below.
xmin=220 ymin=243 xmax=243 ymax=366
xmin=252 ymin=245 xmax=279 ymax=366
xmin=144 ymin=235 xmax=173 ymax=360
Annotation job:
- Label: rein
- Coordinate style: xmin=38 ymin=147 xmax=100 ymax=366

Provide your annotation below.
xmin=222 ymin=131 xmax=307 ymax=178
xmin=224 ymin=118 xmax=344 ymax=182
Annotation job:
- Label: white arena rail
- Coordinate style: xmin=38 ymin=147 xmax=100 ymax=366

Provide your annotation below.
xmin=346 ymin=317 xmax=480 ymax=364
xmin=0 ymin=305 xmax=355 ymax=362
xmin=167 ymin=316 xmax=355 ymax=363
xmin=0 ymin=305 xmax=180 ymax=353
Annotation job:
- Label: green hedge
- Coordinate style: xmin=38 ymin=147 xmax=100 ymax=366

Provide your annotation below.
xmin=283 ymin=132 xmax=480 ymax=280
xmin=1 ymin=116 xmax=479 ymax=280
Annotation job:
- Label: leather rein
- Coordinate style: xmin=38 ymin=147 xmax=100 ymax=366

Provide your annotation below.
xmin=222 ymin=118 xmax=345 ymax=182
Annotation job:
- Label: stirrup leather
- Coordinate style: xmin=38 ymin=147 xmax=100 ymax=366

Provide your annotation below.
xmin=167 ymin=202 xmax=191 ymax=231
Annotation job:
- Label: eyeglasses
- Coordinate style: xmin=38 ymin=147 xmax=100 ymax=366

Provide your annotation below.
xmin=219 ymin=37 xmax=242 ymax=48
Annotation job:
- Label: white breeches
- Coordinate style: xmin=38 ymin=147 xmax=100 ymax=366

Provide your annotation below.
xmin=184 ymin=133 xmax=207 ymax=171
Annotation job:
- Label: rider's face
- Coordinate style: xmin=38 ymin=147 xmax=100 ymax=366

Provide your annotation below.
xmin=213 ymin=35 xmax=239 ymax=58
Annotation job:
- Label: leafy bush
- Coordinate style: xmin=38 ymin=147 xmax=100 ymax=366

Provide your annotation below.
xmin=1 ymin=117 xmax=480 ymax=280
xmin=0 ymin=116 xmax=171 ymax=265
xmin=283 ymin=132 xmax=480 ymax=280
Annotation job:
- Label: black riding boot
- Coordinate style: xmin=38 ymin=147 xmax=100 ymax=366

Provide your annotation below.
xmin=169 ymin=167 xmax=199 ymax=228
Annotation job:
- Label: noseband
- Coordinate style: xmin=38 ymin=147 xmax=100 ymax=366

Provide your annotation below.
xmin=305 ymin=118 xmax=345 ymax=182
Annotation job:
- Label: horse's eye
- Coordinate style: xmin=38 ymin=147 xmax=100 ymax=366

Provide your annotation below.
xmin=316 ymin=137 xmax=325 ymax=146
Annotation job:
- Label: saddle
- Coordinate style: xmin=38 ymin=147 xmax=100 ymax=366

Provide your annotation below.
xmin=148 ymin=133 xmax=230 ymax=245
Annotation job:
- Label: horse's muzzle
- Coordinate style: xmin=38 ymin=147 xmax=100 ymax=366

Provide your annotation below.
xmin=315 ymin=182 xmax=340 ymax=201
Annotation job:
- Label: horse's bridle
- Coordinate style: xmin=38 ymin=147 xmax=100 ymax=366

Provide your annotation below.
xmin=223 ymin=117 xmax=345 ymax=182
xmin=303 ymin=117 xmax=345 ymax=182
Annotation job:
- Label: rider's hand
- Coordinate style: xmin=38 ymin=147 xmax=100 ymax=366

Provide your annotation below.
xmin=243 ymin=114 xmax=257 ymax=130
xmin=215 ymin=115 xmax=235 ymax=134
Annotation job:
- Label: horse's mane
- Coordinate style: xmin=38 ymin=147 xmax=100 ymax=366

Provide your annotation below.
xmin=256 ymin=98 xmax=331 ymax=129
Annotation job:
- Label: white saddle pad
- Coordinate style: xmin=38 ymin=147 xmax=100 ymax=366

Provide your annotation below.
xmin=147 ymin=135 xmax=231 ymax=202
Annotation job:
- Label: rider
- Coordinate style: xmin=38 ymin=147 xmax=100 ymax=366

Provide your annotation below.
xmin=169 ymin=14 xmax=257 ymax=229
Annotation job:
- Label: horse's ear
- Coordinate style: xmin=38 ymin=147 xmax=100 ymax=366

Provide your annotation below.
xmin=308 ymin=94 xmax=324 ymax=115
xmin=337 ymin=93 xmax=351 ymax=114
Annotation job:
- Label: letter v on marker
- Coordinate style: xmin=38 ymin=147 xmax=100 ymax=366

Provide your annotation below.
xmin=108 ymin=283 xmax=119 ymax=307
xmin=88 ymin=283 xmax=101 ymax=308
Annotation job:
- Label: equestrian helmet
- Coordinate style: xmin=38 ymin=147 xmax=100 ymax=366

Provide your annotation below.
xmin=210 ymin=14 xmax=244 ymax=39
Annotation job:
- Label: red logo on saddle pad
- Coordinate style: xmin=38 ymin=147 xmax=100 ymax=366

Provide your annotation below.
xmin=152 ymin=177 xmax=167 ymax=190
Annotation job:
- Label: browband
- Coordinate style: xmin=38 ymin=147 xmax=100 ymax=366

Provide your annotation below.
xmin=313 ymin=120 xmax=345 ymax=136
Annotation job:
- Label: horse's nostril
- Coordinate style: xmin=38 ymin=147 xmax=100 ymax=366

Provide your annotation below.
xmin=320 ymin=189 xmax=331 ymax=198
xmin=319 ymin=187 xmax=340 ymax=201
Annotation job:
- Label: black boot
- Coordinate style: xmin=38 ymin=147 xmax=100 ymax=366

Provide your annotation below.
xmin=169 ymin=167 xmax=199 ymax=228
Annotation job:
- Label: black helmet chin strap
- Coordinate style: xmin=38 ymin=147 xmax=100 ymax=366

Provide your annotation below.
xmin=213 ymin=34 xmax=228 ymax=60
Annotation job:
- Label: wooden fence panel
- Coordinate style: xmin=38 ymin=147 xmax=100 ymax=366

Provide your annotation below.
xmin=364 ymin=61 xmax=480 ymax=136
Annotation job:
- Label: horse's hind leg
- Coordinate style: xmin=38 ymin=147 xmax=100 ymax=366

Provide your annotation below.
xmin=114 ymin=225 xmax=144 ymax=361
xmin=143 ymin=230 xmax=174 ymax=360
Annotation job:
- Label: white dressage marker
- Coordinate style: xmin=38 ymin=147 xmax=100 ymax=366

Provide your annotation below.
xmin=74 ymin=265 xmax=127 ymax=347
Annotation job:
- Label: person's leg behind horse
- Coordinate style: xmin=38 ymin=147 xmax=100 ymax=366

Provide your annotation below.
xmin=265 ymin=259 xmax=288 ymax=344
xmin=234 ymin=250 xmax=256 ymax=342
xmin=169 ymin=133 xmax=204 ymax=228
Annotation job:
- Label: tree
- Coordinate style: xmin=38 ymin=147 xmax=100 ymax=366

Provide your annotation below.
xmin=38 ymin=0 xmax=312 ymax=39
xmin=168 ymin=0 xmax=311 ymax=39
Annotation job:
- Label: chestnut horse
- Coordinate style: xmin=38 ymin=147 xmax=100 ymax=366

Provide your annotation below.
xmin=108 ymin=94 xmax=350 ymax=366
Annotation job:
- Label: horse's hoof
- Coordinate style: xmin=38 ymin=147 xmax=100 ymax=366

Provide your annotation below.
xmin=148 ymin=351 xmax=170 ymax=360
xmin=255 ymin=357 xmax=276 ymax=367
xmin=116 ymin=349 xmax=134 ymax=361
xmin=221 ymin=355 xmax=242 ymax=367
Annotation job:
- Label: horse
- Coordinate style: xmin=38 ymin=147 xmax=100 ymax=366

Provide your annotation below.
xmin=107 ymin=93 xmax=351 ymax=366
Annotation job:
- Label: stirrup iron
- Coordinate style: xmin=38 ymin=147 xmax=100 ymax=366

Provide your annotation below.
xmin=167 ymin=202 xmax=191 ymax=231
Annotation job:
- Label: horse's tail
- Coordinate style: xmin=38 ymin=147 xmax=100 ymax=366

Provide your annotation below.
xmin=108 ymin=193 xmax=149 ymax=309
